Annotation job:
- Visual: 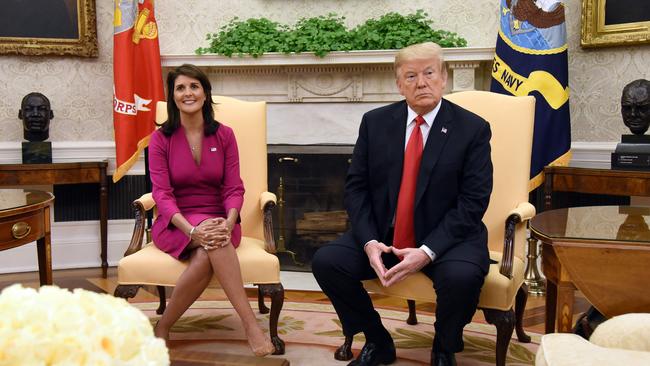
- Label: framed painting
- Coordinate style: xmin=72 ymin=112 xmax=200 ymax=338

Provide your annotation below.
xmin=0 ymin=0 xmax=98 ymax=57
xmin=582 ymin=0 xmax=650 ymax=48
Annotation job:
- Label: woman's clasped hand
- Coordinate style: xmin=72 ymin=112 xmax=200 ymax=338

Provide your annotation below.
xmin=190 ymin=218 xmax=233 ymax=250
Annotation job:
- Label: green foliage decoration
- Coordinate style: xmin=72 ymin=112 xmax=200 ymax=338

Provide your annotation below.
xmin=351 ymin=10 xmax=467 ymax=50
xmin=284 ymin=14 xmax=354 ymax=57
xmin=196 ymin=10 xmax=467 ymax=57
xmin=196 ymin=17 xmax=288 ymax=57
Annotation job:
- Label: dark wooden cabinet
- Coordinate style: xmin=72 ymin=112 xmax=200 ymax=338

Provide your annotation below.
xmin=0 ymin=162 xmax=109 ymax=277
xmin=544 ymin=166 xmax=650 ymax=210
xmin=0 ymin=190 xmax=54 ymax=285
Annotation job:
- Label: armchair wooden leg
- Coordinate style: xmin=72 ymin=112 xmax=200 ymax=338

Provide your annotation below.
xmin=335 ymin=335 xmax=354 ymax=361
xmin=156 ymin=286 xmax=167 ymax=315
xmin=114 ymin=284 xmax=141 ymax=299
xmin=515 ymin=284 xmax=531 ymax=343
xmin=258 ymin=283 xmax=285 ymax=355
xmin=483 ymin=308 xmax=515 ymax=366
xmin=257 ymin=286 xmax=270 ymax=314
xmin=406 ymin=299 xmax=418 ymax=325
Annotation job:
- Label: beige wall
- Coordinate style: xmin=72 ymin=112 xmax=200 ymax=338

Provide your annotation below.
xmin=564 ymin=0 xmax=650 ymax=141
xmin=0 ymin=0 xmax=648 ymax=143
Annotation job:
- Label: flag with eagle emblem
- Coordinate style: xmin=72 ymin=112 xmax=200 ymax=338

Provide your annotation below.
xmin=490 ymin=0 xmax=571 ymax=191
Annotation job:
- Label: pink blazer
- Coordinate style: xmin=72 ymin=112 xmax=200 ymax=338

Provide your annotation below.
xmin=148 ymin=125 xmax=245 ymax=258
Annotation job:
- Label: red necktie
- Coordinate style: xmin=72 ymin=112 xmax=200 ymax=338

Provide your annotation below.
xmin=393 ymin=115 xmax=425 ymax=250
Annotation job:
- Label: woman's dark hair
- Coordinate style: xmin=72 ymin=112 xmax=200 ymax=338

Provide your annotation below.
xmin=158 ymin=64 xmax=219 ymax=136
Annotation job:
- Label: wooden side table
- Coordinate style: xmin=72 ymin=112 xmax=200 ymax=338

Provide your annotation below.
xmin=0 ymin=162 xmax=109 ymax=277
xmin=544 ymin=166 xmax=650 ymax=210
xmin=0 ymin=189 xmax=54 ymax=285
xmin=531 ymin=205 xmax=650 ymax=333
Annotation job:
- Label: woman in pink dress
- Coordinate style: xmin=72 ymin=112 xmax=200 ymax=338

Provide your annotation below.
xmin=149 ymin=64 xmax=274 ymax=357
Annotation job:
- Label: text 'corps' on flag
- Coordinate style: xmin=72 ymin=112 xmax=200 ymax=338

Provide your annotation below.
xmin=113 ymin=0 xmax=164 ymax=183
xmin=490 ymin=0 xmax=571 ymax=191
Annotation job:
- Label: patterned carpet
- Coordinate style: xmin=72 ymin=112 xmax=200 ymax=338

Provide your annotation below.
xmin=134 ymin=299 xmax=540 ymax=366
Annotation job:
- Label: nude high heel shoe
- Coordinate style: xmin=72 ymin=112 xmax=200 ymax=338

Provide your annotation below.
xmin=250 ymin=337 xmax=275 ymax=357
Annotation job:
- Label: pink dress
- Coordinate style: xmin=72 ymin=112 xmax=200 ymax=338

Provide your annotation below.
xmin=148 ymin=125 xmax=245 ymax=259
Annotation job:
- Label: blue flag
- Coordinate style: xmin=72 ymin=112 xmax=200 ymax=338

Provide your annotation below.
xmin=490 ymin=0 xmax=571 ymax=190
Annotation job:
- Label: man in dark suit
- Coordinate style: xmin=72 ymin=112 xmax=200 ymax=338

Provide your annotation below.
xmin=312 ymin=42 xmax=493 ymax=366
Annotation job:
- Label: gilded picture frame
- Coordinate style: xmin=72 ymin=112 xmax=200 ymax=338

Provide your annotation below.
xmin=0 ymin=0 xmax=98 ymax=57
xmin=581 ymin=0 xmax=650 ymax=48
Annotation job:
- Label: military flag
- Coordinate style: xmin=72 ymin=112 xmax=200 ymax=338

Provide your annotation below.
xmin=113 ymin=0 xmax=164 ymax=182
xmin=490 ymin=0 xmax=571 ymax=190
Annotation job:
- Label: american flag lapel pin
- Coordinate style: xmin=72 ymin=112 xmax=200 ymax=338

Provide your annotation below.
xmin=441 ymin=127 xmax=448 ymax=134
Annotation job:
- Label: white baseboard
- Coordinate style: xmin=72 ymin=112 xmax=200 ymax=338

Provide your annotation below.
xmin=0 ymin=140 xmax=617 ymax=274
xmin=0 ymin=219 xmax=134 ymax=274
xmin=0 ymin=218 xmax=325 ymax=292
xmin=278 ymin=271 xmax=321 ymax=291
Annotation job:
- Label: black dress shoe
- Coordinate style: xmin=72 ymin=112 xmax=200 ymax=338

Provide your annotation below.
xmin=431 ymin=351 xmax=456 ymax=366
xmin=347 ymin=342 xmax=397 ymax=366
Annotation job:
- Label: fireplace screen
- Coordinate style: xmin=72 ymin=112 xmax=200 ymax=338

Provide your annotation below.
xmin=268 ymin=146 xmax=353 ymax=271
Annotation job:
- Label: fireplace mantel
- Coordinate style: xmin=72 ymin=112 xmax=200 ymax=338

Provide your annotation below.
xmin=161 ymin=48 xmax=495 ymax=144
xmin=162 ymin=48 xmax=494 ymax=67
xmin=161 ymin=48 xmax=495 ymax=103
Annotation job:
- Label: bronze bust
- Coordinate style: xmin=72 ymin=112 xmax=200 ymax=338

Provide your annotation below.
xmin=19 ymin=92 xmax=53 ymax=142
xmin=621 ymin=79 xmax=650 ymax=135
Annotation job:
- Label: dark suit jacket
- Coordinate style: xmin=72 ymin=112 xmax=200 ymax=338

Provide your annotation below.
xmin=344 ymin=99 xmax=493 ymax=272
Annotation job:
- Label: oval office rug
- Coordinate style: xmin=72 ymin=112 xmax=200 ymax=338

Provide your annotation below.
xmin=133 ymin=300 xmax=539 ymax=365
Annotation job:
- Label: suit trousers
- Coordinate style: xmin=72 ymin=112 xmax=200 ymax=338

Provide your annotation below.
xmin=312 ymin=232 xmax=486 ymax=353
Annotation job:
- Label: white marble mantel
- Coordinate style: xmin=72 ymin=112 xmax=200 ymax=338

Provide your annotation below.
xmin=161 ymin=48 xmax=495 ymax=144
xmin=162 ymin=48 xmax=495 ymax=67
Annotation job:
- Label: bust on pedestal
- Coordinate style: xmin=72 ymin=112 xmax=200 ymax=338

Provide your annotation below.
xmin=20 ymin=92 xmax=53 ymax=164
xmin=612 ymin=79 xmax=650 ymax=170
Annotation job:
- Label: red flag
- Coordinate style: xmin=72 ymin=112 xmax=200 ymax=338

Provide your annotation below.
xmin=113 ymin=0 xmax=164 ymax=183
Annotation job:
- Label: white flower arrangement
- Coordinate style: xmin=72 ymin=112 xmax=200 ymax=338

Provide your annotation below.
xmin=0 ymin=284 xmax=169 ymax=366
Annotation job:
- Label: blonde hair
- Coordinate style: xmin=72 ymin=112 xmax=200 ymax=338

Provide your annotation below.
xmin=394 ymin=42 xmax=446 ymax=77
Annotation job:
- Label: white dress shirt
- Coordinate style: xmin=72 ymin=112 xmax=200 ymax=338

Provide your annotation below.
xmin=364 ymin=101 xmax=443 ymax=262
xmin=404 ymin=103 xmax=442 ymax=261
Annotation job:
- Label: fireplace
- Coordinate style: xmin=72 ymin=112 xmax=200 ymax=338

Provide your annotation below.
xmin=268 ymin=144 xmax=353 ymax=271
xmin=163 ymin=50 xmax=495 ymax=271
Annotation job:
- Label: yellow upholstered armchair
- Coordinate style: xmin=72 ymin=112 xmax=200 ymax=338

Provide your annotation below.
xmin=336 ymin=91 xmax=536 ymax=366
xmin=114 ymin=96 xmax=285 ymax=354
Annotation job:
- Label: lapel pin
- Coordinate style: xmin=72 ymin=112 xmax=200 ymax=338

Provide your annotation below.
xmin=210 ymin=147 xmax=217 ymax=152
xmin=441 ymin=127 xmax=448 ymax=134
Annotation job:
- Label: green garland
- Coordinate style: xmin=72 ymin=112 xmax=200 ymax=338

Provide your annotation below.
xmin=196 ymin=10 xmax=467 ymax=58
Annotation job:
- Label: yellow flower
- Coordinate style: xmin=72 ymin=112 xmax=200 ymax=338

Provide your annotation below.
xmin=0 ymin=284 xmax=169 ymax=366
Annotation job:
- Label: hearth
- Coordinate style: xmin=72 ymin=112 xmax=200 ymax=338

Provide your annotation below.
xmin=268 ymin=145 xmax=353 ymax=271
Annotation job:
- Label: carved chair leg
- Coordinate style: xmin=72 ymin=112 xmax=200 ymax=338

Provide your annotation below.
xmin=156 ymin=286 xmax=167 ymax=315
xmin=406 ymin=299 xmax=418 ymax=325
xmin=483 ymin=308 xmax=515 ymax=366
xmin=114 ymin=284 xmax=141 ymax=299
xmin=259 ymin=283 xmax=285 ymax=355
xmin=515 ymin=283 xmax=531 ymax=343
xmin=335 ymin=335 xmax=354 ymax=361
xmin=257 ymin=286 xmax=270 ymax=314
